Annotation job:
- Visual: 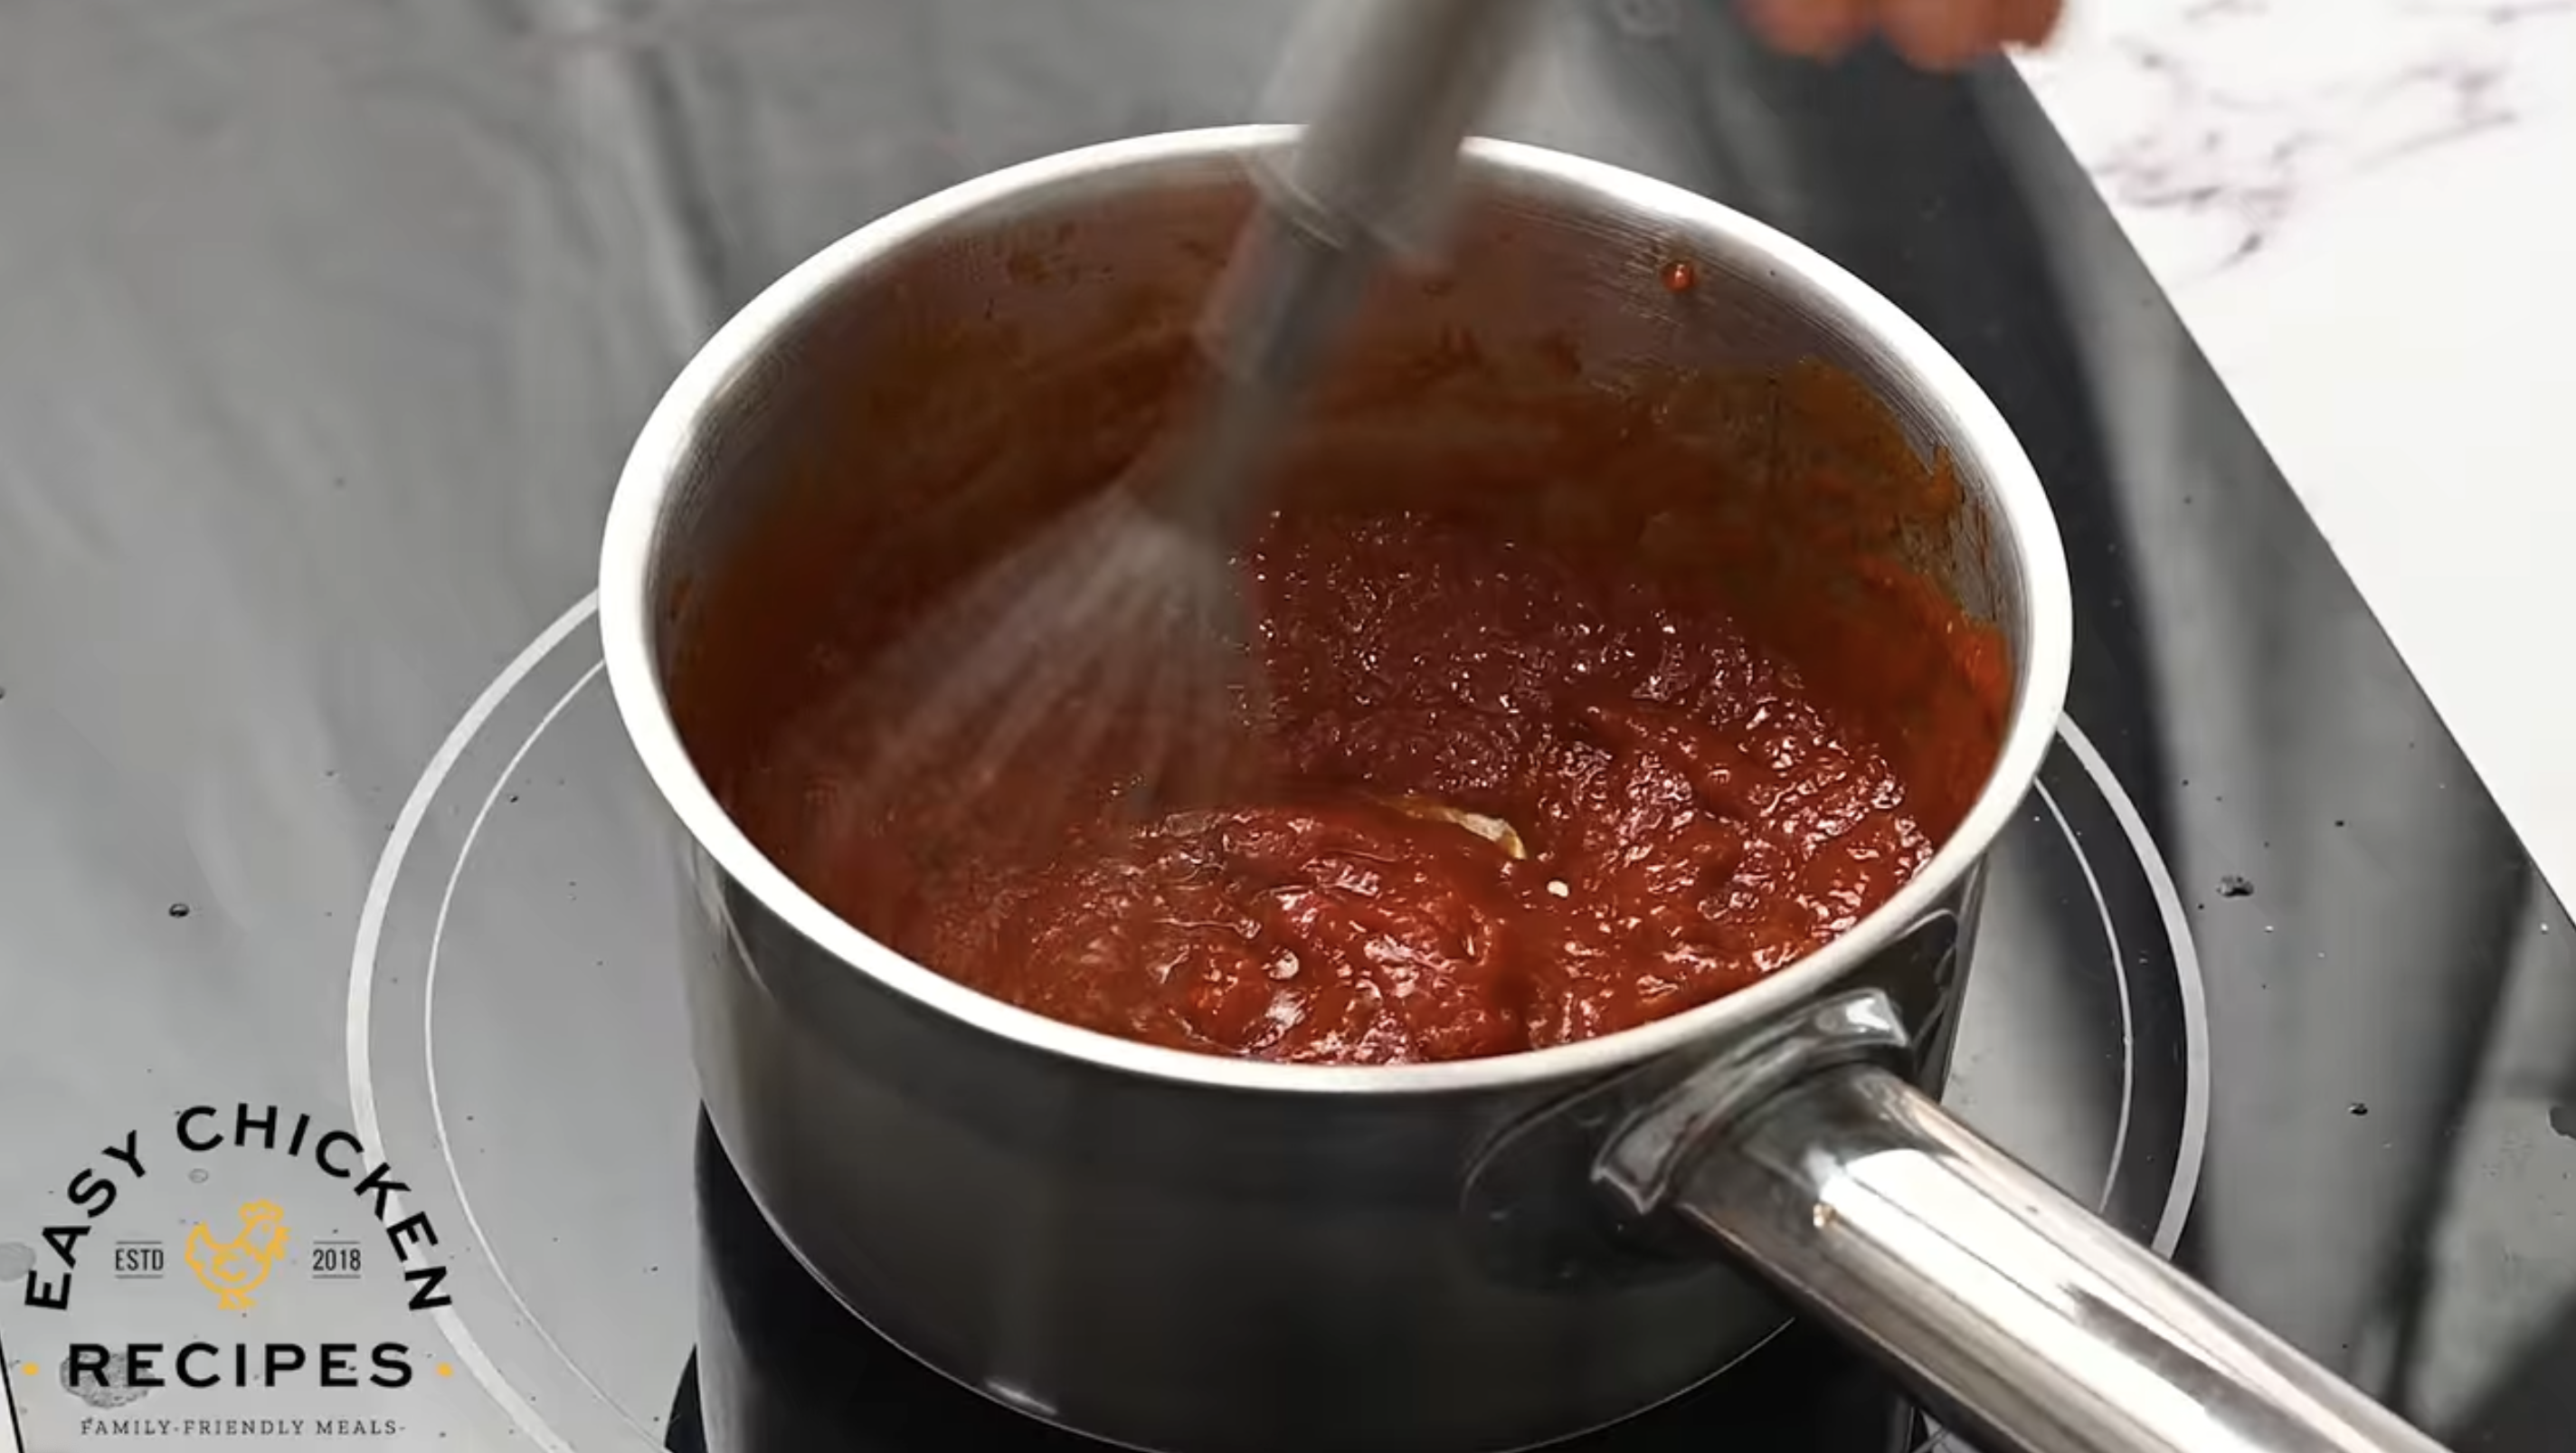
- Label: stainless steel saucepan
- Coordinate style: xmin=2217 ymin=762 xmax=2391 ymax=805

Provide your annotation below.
xmin=600 ymin=128 xmax=2451 ymax=1453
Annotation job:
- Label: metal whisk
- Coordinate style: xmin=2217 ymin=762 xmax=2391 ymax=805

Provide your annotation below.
xmin=842 ymin=0 xmax=1549 ymax=857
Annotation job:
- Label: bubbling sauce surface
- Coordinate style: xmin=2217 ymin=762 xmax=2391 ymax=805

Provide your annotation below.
xmin=681 ymin=325 xmax=2012 ymax=1066
xmin=883 ymin=508 xmax=1943 ymax=1063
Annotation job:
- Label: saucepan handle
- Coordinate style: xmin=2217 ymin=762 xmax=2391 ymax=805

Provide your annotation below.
xmin=1597 ymin=990 xmax=2453 ymax=1453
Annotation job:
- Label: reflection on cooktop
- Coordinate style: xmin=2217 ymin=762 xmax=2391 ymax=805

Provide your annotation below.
xmin=668 ymin=1114 xmax=1914 ymax=1453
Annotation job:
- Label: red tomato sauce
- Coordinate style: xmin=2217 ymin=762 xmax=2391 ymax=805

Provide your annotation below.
xmin=878 ymin=508 xmax=1938 ymax=1062
xmin=676 ymin=301 xmax=2011 ymax=1067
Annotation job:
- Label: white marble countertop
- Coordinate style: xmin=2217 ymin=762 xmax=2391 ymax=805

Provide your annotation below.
xmin=2018 ymin=0 xmax=2576 ymax=896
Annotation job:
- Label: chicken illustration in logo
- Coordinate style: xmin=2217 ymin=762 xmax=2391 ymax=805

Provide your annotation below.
xmin=185 ymin=1200 xmax=291 ymax=1311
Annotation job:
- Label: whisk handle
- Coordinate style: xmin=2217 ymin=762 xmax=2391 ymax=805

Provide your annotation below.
xmin=1203 ymin=0 xmax=1548 ymax=393
xmin=1255 ymin=0 xmax=1552 ymax=261
xmin=1170 ymin=0 xmax=1549 ymax=537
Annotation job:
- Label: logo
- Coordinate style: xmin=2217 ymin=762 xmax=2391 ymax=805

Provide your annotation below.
xmin=7 ymin=1104 xmax=460 ymax=1441
xmin=185 ymin=1202 xmax=290 ymax=1313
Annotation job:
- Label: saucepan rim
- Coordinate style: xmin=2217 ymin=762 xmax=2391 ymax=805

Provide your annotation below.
xmin=598 ymin=123 xmax=2075 ymax=1097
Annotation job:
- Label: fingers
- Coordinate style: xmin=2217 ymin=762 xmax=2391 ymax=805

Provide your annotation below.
xmin=1880 ymin=0 xmax=1991 ymax=70
xmin=1744 ymin=0 xmax=2068 ymax=71
xmin=1998 ymin=0 xmax=2068 ymax=47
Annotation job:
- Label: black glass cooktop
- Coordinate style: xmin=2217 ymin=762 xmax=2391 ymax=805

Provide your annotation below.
xmin=7 ymin=1 xmax=2573 ymax=1451
xmin=664 ymin=1116 xmax=1912 ymax=1453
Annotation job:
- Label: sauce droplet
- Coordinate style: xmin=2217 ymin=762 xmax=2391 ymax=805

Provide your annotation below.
xmin=1662 ymin=259 xmax=1696 ymax=293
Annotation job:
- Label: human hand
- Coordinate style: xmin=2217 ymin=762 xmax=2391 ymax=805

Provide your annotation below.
xmin=1738 ymin=0 xmax=2064 ymax=70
